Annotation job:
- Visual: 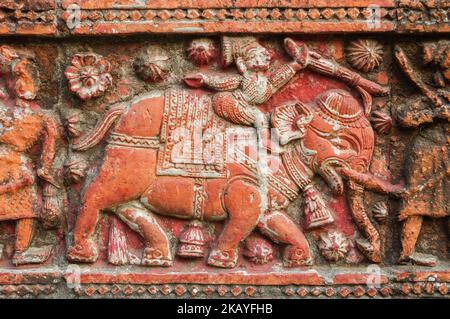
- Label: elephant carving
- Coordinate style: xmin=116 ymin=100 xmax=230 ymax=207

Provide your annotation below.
xmin=65 ymin=87 xmax=397 ymax=267
xmin=65 ymin=38 xmax=396 ymax=267
xmin=273 ymin=89 xmax=403 ymax=263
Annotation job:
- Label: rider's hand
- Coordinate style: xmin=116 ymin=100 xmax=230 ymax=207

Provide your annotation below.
xmin=284 ymin=38 xmax=309 ymax=69
xmin=183 ymin=72 xmax=206 ymax=88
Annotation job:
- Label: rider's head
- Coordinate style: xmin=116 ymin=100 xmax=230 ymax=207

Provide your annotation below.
xmin=242 ymin=45 xmax=271 ymax=72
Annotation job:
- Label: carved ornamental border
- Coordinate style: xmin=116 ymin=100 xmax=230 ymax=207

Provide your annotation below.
xmin=1 ymin=268 xmax=449 ymax=298
xmin=0 ymin=0 xmax=448 ymax=36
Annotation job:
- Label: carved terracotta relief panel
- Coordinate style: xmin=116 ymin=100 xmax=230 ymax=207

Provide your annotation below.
xmin=0 ymin=0 xmax=448 ymax=298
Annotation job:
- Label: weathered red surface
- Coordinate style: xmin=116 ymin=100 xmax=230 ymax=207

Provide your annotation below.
xmin=0 ymin=0 xmax=448 ymax=299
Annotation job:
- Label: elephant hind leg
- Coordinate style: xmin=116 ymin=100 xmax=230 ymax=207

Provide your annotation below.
xmin=347 ymin=180 xmax=381 ymax=263
xmin=258 ymin=211 xmax=313 ymax=267
xmin=67 ymin=195 xmax=101 ymax=263
xmin=207 ymin=178 xmax=261 ymax=268
xmin=115 ymin=201 xmax=172 ymax=267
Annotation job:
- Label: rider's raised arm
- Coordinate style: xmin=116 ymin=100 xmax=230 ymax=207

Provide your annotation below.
xmin=268 ymin=62 xmax=300 ymax=96
xmin=184 ymin=72 xmax=243 ymax=92
xmin=202 ymin=73 xmax=243 ymax=92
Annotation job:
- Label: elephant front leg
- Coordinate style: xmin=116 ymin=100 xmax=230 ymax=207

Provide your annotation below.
xmin=258 ymin=211 xmax=313 ymax=267
xmin=207 ymin=178 xmax=261 ymax=268
xmin=347 ymin=180 xmax=381 ymax=263
xmin=115 ymin=201 xmax=173 ymax=267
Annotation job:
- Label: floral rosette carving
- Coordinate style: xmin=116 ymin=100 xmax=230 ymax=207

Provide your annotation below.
xmin=187 ymin=38 xmax=217 ymax=66
xmin=372 ymin=202 xmax=389 ymax=224
xmin=318 ymin=231 xmax=350 ymax=262
xmin=133 ymin=47 xmax=170 ymax=83
xmin=371 ymin=111 xmax=393 ymax=134
xmin=64 ymin=53 xmax=113 ymax=100
xmin=346 ymin=39 xmax=384 ymax=73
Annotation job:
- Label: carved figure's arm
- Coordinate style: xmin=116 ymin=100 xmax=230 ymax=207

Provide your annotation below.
xmin=268 ymin=63 xmax=298 ymax=95
xmin=204 ymin=73 xmax=243 ymax=91
xmin=184 ymin=72 xmax=243 ymax=91
xmin=37 ymin=114 xmax=60 ymax=188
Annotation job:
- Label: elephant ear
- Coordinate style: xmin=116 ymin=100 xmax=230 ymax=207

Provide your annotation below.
xmin=272 ymin=101 xmax=313 ymax=145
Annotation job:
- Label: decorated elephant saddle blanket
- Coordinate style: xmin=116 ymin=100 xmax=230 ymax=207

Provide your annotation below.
xmin=157 ymin=88 xmax=228 ymax=178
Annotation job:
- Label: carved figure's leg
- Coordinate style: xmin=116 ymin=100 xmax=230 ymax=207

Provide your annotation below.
xmin=115 ymin=201 xmax=172 ymax=267
xmin=14 ymin=218 xmax=35 ymax=253
xmin=207 ymin=178 xmax=261 ymax=268
xmin=12 ymin=218 xmax=35 ymax=265
xmin=258 ymin=211 xmax=313 ymax=267
xmin=397 ymin=215 xmax=437 ymax=266
xmin=347 ymin=180 xmax=381 ymax=263
xmin=12 ymin=218 xmax=53 ymax=266
xmin=399 ymin=216 xmax=423 ymax=263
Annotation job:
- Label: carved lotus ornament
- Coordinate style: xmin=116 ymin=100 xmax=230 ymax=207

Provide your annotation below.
xmin=346 ymin=39 xmax=384 ymax=73
xmin=371 ymin=111 xmax=393 ymax=134
xmin=133 ymin=48 xmax=170 ymax=83
xmin=372 ymin=202 xmax=389 ymax=224
xmin=64 ymin=53 xmax=113 ymax=100
xmin=318 ymin=231 xmax=350 ymax=262
xmin=187 ymin=38 xmax=217 ymax=66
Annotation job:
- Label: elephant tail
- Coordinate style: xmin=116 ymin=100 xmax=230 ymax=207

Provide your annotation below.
xmin=72 ymin=103 xmax=126 ymax=151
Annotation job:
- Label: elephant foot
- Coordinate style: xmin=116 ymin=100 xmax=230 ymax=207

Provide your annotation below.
xmin=141 ymin=247 xmax=173 ymax=267
xmin=398 ymin=252 xmax=437 ymax=267
xmin=207 ymin=248 xmax=238 ymax=268
xmin=283 ymin=245 xmax=313 ymax=267
xmin=355 ymin=238 xmax=381 ymax=263
xmin=67 ymin=241 xmax=98 ymax=263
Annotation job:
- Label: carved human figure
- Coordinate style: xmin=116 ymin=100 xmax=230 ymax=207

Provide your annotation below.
xmin=184 ymin=37 xmax=388 ymax=126
xmin=396 ymin=101 xmax=449 ymax=266
xmin=0 ymin=46 xmax=60 ymax=265
xmin=184 ymin=36 xmax=307 ymax=127
xmin=391 ymin=44 xmax=450 ymax=266
xmin=336 ymin=45 xmax=449 ymax=266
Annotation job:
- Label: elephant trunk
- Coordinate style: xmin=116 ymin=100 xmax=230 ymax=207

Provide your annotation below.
xmin=340 ymin=167 xmax=405 ymax=196
xmin=318 ymin=160 xmax=345 ymax=195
